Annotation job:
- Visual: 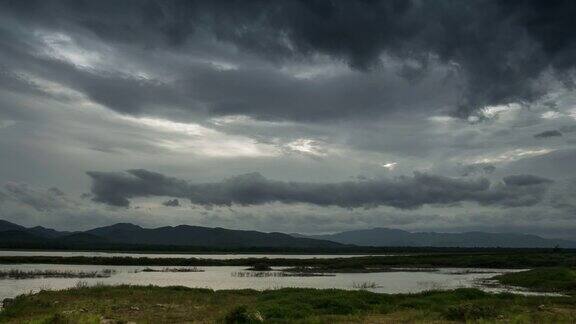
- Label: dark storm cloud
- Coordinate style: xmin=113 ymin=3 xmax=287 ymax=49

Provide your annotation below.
xmin=162 ymin=199 xmax=180 ymax=207
xmin=459 ymin=163 xmax=496 ymax=177
xmin=87 ymin=170 xmax=191 ymax=207
xmin=0 ymin=44 xmax=194 ymax=116
xmin=503 ymin=149 xmax=576 ymax=180
xmin=87 ymin=169 xmax=552 ymax=209
xmin=2 ymin=0 xmax=576 ymax=119
xmin=534 ymin=130 xmax=563 ymax=138
xmin=502 ymin=174 xmax=554 ymax=186
xmin=190 ymin=66 xmax=451 ymax=121
xmin=0 ymin=17 xmax=453 ymax=122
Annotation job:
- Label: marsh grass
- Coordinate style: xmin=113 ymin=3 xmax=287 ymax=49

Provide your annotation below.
xmin=246 ymin=263 xmax=272 ymax=271
xmin=448 ymin=269 xmax=500 ymax=275
xmin=231 ymin=271 xmax=334 ymax=278
xmin=352 ymin=281 xmax=380 ymax=289
xmin=3 ymin=252 xmax=576 ymax=269
xmin=0 ymin=269 xmax=116 ymax=280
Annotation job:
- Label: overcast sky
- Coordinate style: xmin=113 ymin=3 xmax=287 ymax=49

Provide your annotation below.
xmin=1 ymin=0 xmax=576 ymax=238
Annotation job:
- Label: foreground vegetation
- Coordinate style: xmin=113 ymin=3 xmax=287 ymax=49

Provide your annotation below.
xmin=1 ymin=251 xmax=576 ymax=270
xmin=1 ymin=285 xmax=576 ymax=323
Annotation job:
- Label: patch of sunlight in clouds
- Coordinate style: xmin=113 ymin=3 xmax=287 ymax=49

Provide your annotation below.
xmin=36 ymin=31 xmax=102 ymax=69
xmin=35 ymin=30 xmax=153 ymax=79
xmin=118 ymin=115 xmax=279 ymax=158
xmin=286 ymin=138 xmax=327 ymax=157
xmin=467 ymin=148 xmax=555 ymax=165
xmin=381 ymin=162 xmax=398 ymax=170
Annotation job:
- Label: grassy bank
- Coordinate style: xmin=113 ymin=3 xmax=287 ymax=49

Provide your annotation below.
xmin=494 ymin=267 xmax=576 ymax=294
xmin=1 ymin=252 xmax=576 ymax=269
xmin=1 ymin=285 xmax=576 ymax=323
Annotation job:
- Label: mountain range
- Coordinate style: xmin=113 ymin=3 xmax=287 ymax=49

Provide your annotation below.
xmin=299 ymin=227 xmax=576 ymax=248
xmin=0 ymin=220 xmax=343 ymax=249
xmin=1 ymin=219 xmax=575 ymax=250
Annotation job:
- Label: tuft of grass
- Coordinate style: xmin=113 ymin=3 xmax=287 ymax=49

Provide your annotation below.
xmin=352 ymin=281 xmax=380 ymax=289
xmin=444 ymin=302 xmax=498 ymax=321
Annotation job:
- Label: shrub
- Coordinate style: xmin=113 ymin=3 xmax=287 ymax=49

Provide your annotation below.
xmin=43 ymin=313 xmax=71 ymax=324
xmin=444 ymin=302 xmax=497 ymax=321
xmin=224 ymin=305 xmax=263 ymax=323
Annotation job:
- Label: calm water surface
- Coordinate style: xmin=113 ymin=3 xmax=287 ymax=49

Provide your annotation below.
xmin=0 ymin=264 xmax=530 ymax=300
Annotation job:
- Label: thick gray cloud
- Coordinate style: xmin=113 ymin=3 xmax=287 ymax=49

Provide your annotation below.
xmin=459 ymin=163 xmax=496 ymax=177
xmin=502 ymin=174 xmax=554 ymax=186
xmin=503 ymin=149 xmax=576 ymax=180
xmin=1 ymin=0 xmax=576 ymax=120
xmin=87 ymin=169 xmax=552 ymax=209
xmin=534 ymin=130 xmax=563 ymax=138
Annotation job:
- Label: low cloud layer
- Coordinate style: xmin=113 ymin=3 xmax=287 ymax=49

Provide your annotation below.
xmin=2 ymin=177 xmax=575 ymax=239
xmin=87 ymin=169 xmax=553 ymax=209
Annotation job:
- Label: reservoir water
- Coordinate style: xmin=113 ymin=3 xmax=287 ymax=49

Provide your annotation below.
xmin=0 ymin=263 xmax=530 ymax=300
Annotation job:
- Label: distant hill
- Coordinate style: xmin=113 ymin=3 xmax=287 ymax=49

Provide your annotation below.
xmin=26 ymin=226 xmax=71 ymax=238
xmin=0 ymin=220 xmax=344 ymax=249
xmin=85 ymin=223 xmax=342 ymax=248
xmin=2 ymin=219 xmax=575 ymax=250
xmin=302 ymin=228 xmax=576 ymax=248
xmin=0 ymin=220 xmax=27 ymax=232
xmin=0 ymin=230 xmax=46 ymax=244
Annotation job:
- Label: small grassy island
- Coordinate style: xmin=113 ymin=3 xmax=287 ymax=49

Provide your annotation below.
xmin=493 ymin=267 xmax=576 ymax=294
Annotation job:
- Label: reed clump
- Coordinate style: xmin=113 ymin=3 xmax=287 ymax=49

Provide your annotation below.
xmin=0 ymin=269 xmax=116 ymax=280
xmin=231 ymin=271 xmax=334 ymax=278
xmin=352 ymin=281 xmax=380 ymax=289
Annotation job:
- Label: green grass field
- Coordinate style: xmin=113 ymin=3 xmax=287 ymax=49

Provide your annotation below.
xmin=1 ymin=285 xmax=576 ymax=323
